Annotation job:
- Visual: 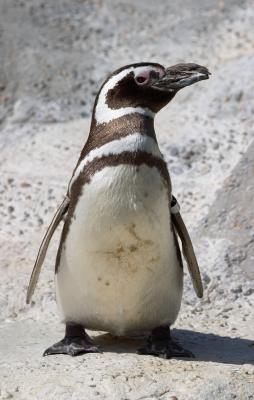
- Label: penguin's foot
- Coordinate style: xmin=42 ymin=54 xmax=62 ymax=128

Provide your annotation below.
xmin=137 ymin=326 xmax=194 ymax=359
xmin=43 ymin=324 xmax=100 ymax=357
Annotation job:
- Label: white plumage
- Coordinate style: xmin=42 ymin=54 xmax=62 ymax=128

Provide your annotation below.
xmin=56 ymin=137 xmax=183 ymax=335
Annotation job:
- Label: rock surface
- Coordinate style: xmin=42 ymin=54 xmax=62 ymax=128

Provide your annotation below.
xmin=0 ymin=1 xmax=254 ymax=399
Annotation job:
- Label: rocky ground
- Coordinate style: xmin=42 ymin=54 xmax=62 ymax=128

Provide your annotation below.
xmin=0 ymin=1 xmax=254 ymax=399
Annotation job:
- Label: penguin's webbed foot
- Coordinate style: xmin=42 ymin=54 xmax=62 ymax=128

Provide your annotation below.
xmin=43 ymin=324 xmax=100 ymax=357
xmin=43 ymin=336 xmax=100 ymax=357
xmin=137 ymin=326 xmax=194 ymax=359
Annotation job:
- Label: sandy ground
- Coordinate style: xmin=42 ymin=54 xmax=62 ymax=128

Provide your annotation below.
xmin=0 ymin=1 xmax=254 ymax=399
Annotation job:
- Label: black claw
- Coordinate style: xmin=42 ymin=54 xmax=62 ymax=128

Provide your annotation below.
xmin=43 ymin=340 xmax=100 ymax=357
xmin=137 ymin=342 xmax=194 ymax=359
xmin=43 ymin=337 xmax=101 ymax=357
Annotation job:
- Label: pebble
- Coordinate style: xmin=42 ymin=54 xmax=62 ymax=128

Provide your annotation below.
xmin=202 ymin=272 xmax=211 ymax=285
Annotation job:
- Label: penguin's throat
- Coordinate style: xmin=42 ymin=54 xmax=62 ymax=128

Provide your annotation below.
xmin=94 ymin=101 xmax=155 ymax=125
xmin=90 ymin=110 xmax=156 ymax=143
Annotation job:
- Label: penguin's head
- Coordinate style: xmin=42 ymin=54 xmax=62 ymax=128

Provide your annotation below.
xmin=95 ymin=62 xmax=210 ymax=121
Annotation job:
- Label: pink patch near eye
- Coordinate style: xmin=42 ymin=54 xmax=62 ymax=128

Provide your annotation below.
xmin=136 ymin=76 xmax=147 ymax=84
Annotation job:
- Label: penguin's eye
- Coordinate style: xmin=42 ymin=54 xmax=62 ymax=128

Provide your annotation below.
xmin=135 ymin=75 xmax=149 ymax=86
xmin=136 ymin=76 xmax=147 ymax=83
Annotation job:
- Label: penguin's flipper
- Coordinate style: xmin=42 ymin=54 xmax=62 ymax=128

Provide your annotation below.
xmin=171 ymin=197 xmax=203 ymax=298
xmin=26 ymin=196 xmax=70 ymax=304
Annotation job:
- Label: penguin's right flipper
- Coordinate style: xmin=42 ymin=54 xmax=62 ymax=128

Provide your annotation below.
xmin=26 ymin=196 xmax=70 ymax=304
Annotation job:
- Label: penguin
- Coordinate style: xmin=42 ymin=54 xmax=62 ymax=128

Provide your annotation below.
xmin=27 ymin=62 xmax=210 ymax=358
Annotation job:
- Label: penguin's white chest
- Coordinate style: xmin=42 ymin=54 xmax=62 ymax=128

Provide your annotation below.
xmin=56 ymin=164 xmax=183 ymax=335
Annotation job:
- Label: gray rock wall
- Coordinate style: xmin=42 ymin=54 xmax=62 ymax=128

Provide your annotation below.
xmin=0 ymin=1 xmax=253 ymax=399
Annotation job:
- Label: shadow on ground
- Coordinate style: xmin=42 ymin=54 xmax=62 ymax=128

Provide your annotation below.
xmin=94 ymin=329 xmax=254 ymax=365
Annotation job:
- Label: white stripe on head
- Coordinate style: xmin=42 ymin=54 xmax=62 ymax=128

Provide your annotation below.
xmin=69 ymin=132 xmax=162 ymax=190
xmin=95 ymin=66 xmax=158 ymax=124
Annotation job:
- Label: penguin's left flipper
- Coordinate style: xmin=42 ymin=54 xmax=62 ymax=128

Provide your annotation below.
xmin=137 ymin=326 xmax=194 ymax=359
xmin=171 ymin=196 xmax=203 ymax=298
xmin=26 ymin=196 xmax=70 ymax=304
xmin=43 ymin=324 xmax=101 ymax=357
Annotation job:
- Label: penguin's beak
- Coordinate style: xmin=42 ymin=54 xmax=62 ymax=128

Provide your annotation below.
xmin=151 ymin=63 xmax=211 ymax=91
